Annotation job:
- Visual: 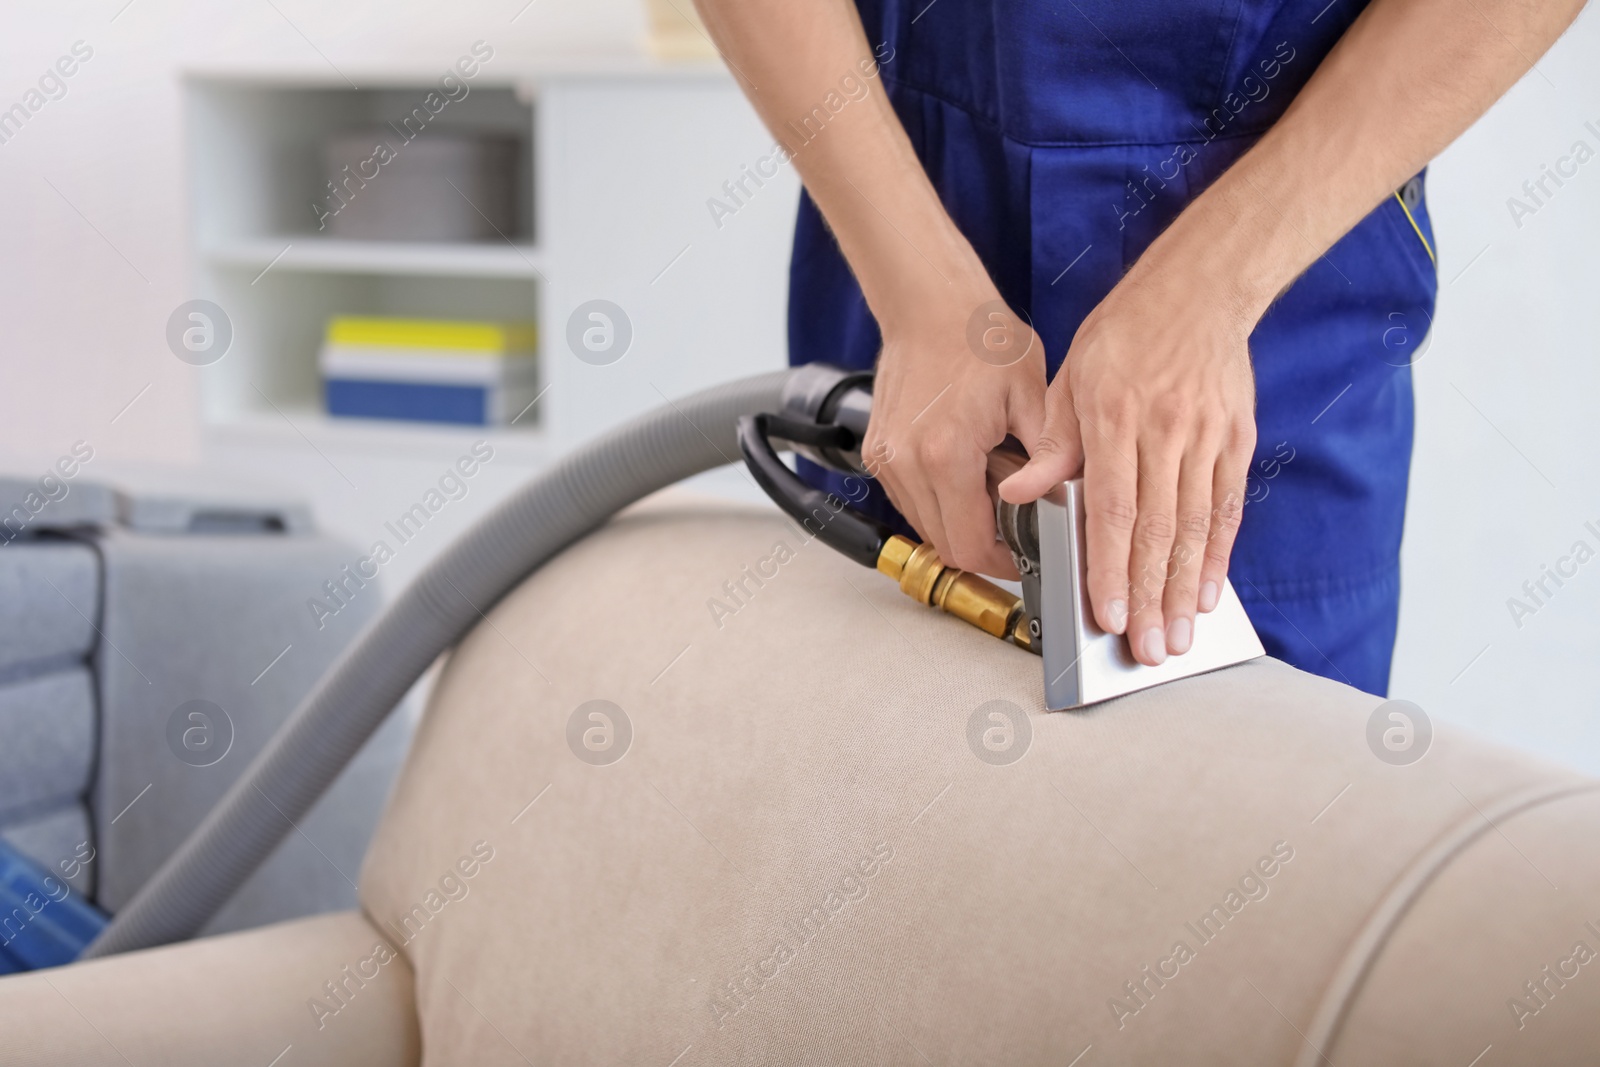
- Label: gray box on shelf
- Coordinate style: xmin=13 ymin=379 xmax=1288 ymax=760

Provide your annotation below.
xmin=0 ymin=466 xmax=412 ymax=933
xmin=321 ymin=130 xmax=519 ymax=241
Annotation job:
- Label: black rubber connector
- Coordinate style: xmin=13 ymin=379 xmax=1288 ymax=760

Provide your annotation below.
xmin=737 ymin=413 xmax=893 ymax=569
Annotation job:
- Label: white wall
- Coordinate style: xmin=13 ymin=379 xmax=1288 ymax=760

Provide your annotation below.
xmin=1392 ymin=11 xmax=1600 ymax=773
xmin=2 ymin=2 xmax=1597 ymax=769
xmin=1 ymin=2 xmax=194 ymax=468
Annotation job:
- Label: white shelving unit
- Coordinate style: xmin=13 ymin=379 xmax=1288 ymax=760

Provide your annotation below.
xmin=204 ymin=238 xmax=545 ymax=279
xmin=183 ymin=57 xmax=798 ymax=467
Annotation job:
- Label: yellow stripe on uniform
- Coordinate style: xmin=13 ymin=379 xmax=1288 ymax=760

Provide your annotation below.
xmin=1393 ymin=190 xmax=1436 ymax=268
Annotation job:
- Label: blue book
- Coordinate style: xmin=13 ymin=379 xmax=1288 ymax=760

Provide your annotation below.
xmin=325 ymin=379 xmax=494 ymax=426
xmin=0 ymin=840 xmax=107 ymax=971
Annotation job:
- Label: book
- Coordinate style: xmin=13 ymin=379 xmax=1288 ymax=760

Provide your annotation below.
xmin=319 ymin=316 xmax=539 ymax=427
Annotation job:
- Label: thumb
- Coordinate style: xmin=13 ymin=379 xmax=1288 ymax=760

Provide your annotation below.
xmin=998 ymin=377 xmax=1083 ymax=504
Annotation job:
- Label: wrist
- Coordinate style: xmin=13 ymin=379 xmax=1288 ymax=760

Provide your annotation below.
xmin=868 ymin=252 xmax=999 ymax=341
xmin=809 ymin=178 xmax=996 ymax=339
xmin=1131 ymin=176 xmax=1302 ymax=327
xmin=879 ymin=278 xmax=998 ymax=342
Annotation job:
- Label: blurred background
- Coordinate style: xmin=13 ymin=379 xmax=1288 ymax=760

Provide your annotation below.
xmin=0 ymin=0 xmax=1596 ymax=791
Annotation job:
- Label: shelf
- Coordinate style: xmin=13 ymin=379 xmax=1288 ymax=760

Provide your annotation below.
xmin=206 ymin=405 xmax=551 ymax=465
xmin=206 ymin=238 xmax=544 ymax=279
xmin=185 ymin=68 xmax=792 ymax=481
xmin=181 ymin=52 xmax=731 ymax=88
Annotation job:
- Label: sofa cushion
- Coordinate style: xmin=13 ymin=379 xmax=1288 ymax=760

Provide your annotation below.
xmin=0 ymin=542 xmax=97 ymax=679
xmin=359 ymin=501 xmax=1598 ymax=1065
xmin=0 ymin=803 xmax=92 ymax=899
xmin=0 ymin=911 xmax=418 ymax=1067
xmin=0 ymin=669 xmax=95 ymax=823
xmin=90 ymin=528 xmax=395 ymax=930
xmin=1328 ymin=788 xmax=1600 ymax=1066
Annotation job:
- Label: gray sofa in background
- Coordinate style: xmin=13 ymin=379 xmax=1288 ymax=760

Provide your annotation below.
xmin=0 ymin=540 xmax=100 ymax=898
xmin=0 ymin=465 xmax=412 ymax=937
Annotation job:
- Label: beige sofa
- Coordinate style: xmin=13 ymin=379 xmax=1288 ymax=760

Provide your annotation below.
xmin=4 ymin=501 xmax=1599 ymax=1066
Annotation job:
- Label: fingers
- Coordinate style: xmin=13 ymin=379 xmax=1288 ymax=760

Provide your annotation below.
xmin=876 ymin=436 xmax=1013 ymax=577
xmin=1160 ymin=450 xmax=1214 ymax=656
xmin=1199 ymin=425 xmax=1254 ymax=613
xmin=943 ymin=499 xmax=1021 ymax=579
xmin=997 ymin=375 xmax=1083 ymax=504
xmin=984 ymin=446 xmax=1029 ymax=489
xmin=872 ymin=445 xmax=943 ymax=558
xmin=920 ymin=439 xmax=1019 ymax=578
xmin=1005 ymin=373 xmax=1048 ymax=462
xmin=865 ymin=346 xmax=1046 ymax=580
xmin=873 ymin=460 xmax=925 ymax=546
xmin=1122 ymin=439 xmax=1180 ymax=668
xmin=1093 ymin=433 xmax=1244 ymax=665
xmin=906 ymin=478 xmax=954 ymax=567
xmin=1080 ymin=423 xmax=1137 ymax=639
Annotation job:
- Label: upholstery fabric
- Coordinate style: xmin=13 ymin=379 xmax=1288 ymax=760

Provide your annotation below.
xmin=2 ymin=501 xmax=1596 ymax=1063
xmin=0 ymin=669 xmax=95 ymax=819
xmin=1330 ymin=789 xmax=1600 ymax=1065
xmin=0 ymin=803 xmax=93 ymax=898
xmin=0 ymin=544 xmax=100 ymax=904
xmin=0 ymin=541 xmax=97 ymax=679
xmin=0 ymin=911 xmax=419 ymax=1067
xmin=358 ymin=501 xmax=1600 ymax=1065
xmin=90 ymin=528 xmax=404 ymax=934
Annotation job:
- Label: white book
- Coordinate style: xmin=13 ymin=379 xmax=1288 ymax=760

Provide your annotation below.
xmin=319 ymin=344 xmax=537 ymax=386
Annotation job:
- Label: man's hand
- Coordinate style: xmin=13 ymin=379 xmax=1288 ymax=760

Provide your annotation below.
xmin=996 ymin=0 xmax=1583 ymax=666
xmin=1000 ymin=265 xmax=1256 ymax=666
xmin=866 ymin=292 xmax=1045 ymax=580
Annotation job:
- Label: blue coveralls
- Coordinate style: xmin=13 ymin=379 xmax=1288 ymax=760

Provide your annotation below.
xmin=790 ymin=0 xmax=1438 ymax=697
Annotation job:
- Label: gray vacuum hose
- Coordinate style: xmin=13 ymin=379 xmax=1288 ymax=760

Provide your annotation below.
xmin=84 ymin=371 xmax=789 ymax=958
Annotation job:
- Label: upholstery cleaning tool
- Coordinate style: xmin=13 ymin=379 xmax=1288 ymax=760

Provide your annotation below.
xmin=86 ymin=365 xmax=1259 ymax=959
xmin=738 ymin=364 xmax=1265 ymax=710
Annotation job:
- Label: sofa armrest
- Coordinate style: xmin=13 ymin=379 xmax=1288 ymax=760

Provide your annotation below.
xmin=0 ymin=911 xmax=418 ymax=1067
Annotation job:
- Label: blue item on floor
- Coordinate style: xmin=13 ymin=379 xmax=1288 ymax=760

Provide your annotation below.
xmin=0 ymin=839 xmax=107 ymax=972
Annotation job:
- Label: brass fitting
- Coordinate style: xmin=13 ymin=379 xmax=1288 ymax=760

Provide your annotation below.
xmin=875 ymin=535 xmax=1033 ymax=652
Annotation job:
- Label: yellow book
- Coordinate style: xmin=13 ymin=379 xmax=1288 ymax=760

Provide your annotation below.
xmin=326 ymin=316 xmax=538 ymax=355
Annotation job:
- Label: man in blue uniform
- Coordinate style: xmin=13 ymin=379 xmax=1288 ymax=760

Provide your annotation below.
xmin=692 ymin=0 xmax=1582 ymax=695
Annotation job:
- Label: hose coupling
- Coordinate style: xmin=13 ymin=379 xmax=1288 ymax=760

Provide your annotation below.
xmin=875 ymin=535 xmax=1034 ymax=652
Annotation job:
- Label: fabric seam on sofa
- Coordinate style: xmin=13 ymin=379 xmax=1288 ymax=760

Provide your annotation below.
xmin=1297 ymin=779 xmax=1600 ymax=1067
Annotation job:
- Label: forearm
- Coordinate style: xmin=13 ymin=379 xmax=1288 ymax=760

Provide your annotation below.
xmin=1147 ymin=0 xmax=1585 ymax=317
xmin=692 ymin=0 xmax=992 ymax=330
